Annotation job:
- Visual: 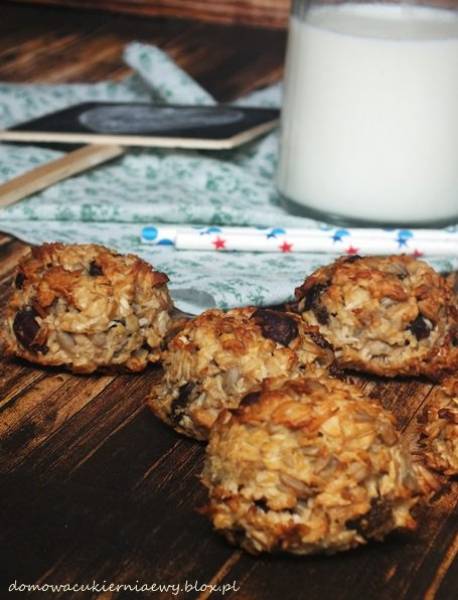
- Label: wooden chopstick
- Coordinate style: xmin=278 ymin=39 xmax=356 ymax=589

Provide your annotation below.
xmin=0 ymin=144 xmax=125 ymax=208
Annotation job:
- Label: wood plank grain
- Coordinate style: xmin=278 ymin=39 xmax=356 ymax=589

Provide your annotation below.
xmin=0 ymin=5 xmax=165 ymax=82
xmin=0 ymin=5 xmax=287 ymax=101
xmin=428 ymin=539 xmax=458 ymax=600
xmin=0 ymin=363 xmax=48 ymax=414
xmin=9 ymin=370 xmax=160 ymax=481
xmin=0 ymin=401 xmax=237 ymax=597
xmin=0 ymin=234 xmax=13 ymax=247
xmin=8 ymin=0 xmax=292 ymax=29
xmin=0 ymin=240 xmax=31 ymax=281
xmin=0 ymin=370 xmax=114 ymax=472
xmin=362 ymin=377 xmax=434 ymax=430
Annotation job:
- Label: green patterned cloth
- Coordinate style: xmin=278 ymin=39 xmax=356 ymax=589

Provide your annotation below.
xmin=0 ymin=43 xmax=456 ymax=312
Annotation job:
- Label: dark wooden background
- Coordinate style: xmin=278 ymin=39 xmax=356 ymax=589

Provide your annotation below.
xmin=7 ymin=0 xmax=292 ymax=28
xmin=0 ymin=4 xmax=457 ymax=599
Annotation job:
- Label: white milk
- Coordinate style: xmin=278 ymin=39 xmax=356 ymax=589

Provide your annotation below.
xmin=277 ymin=4 xmax=458 ymax=224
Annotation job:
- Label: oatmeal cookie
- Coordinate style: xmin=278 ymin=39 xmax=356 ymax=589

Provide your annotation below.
xmin=294 ymin=256 xmax=457 ymax=379
xmin=417 ymin=378 xmax=458 ymax=476
xmin=2 ymin=243 xmax=172 ymax=373
xmin=202 ymin=376 xmax=426 ymax=555
xmin=147 ymin=307 xmax=334 ymax=440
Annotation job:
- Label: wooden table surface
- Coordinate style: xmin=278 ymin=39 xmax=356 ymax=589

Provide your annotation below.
xmin=0 ymin=4 xmax=456 ymax=599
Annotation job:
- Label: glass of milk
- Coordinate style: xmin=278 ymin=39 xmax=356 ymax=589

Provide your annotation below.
xmin=276 ymin=0 xmax=458 ymax=225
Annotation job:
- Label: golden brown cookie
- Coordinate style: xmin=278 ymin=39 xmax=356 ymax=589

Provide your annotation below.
xmin=417 ymin=378 xmax=458 ymax=477
xmin=147 ymin=307 xmax=335 ymax=440
xmin=202 ymin=376 xmax=426 ymax=555
xmin=294 ymin=255 xmax=457 ymax=379
xmin=2 ymin=243 xmax=172 ymax=373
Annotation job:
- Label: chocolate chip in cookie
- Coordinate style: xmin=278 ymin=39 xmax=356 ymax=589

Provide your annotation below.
xmin=408 ymin=314 xmax=431 ymax=341
xmin=89 ymin=261 xmax=104 ymax=276
xmin=13 ymin=307 xmax=40 ymax=350
xmin=252 ymin=308 xmax=299 ymax=347
xmin=171 ymin=383 xmax=195 ymax=424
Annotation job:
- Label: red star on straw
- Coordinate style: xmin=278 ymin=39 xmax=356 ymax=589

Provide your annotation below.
xmin=279 ymin=241 xmax=293 ymax=253
xmin=412 ymin=249 xmax=423 ymax=258
xmin=212 ymin=236 xmax=226 ymax=250
xmin=345 ymin=245 xmax=359 ymax=255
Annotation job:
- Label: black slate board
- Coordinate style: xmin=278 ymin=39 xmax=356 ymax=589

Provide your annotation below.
xmin=1 ymin=102 xmax=280 ymax=149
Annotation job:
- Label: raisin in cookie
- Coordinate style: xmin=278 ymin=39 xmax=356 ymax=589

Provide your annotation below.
xmin=417 ymin=378 xmax=458 ymax=477
xmin=2 ymin=243 xmax=172 ymax=373
xmin=202 ymin=376 xmax=426 ymax=555
xmin=147 ymin=307 xmax=334 ymax=440
xmin=294 ymin=256 xmax=457 ymax=379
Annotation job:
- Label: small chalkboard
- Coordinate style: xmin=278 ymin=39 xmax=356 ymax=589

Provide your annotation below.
xmin=0 ymin=102 xmax=280 ymax=149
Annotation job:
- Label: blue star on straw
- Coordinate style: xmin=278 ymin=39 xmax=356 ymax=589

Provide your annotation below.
xmin=200 ymin=226 xmax=222 ymax=235
xmin=397 ymin=229 xmax=413 ymax=247
xmin=266 ymin=228 xmax=286 ymax=239
xmin=331 ymin=229 xmax=350 ymax=243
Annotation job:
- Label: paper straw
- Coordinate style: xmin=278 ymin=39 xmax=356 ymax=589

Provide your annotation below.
xmin=175 ymin=232 xmax=457 ymax=256
xmin=141 ymin=225 xmax=458 ymax=256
